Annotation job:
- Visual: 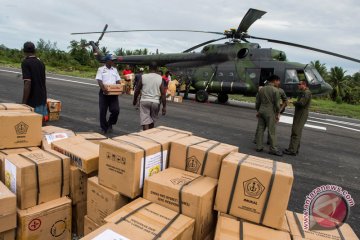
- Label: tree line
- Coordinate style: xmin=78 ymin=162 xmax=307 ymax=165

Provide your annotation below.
xmin=0 ymin=39 xmax=359 ymax=104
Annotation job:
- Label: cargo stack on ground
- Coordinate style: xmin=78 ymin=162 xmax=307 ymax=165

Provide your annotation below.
xmin=47 ymin=98 xmax=62 ymax=121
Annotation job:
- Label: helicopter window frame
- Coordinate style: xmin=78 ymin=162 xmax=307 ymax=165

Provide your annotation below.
xmin=237 ymin=48 xmax=249 ymax=59
xmin=285 ymin=69 xmax=300 ymax=84
xmin=304 ymin=66 xmax=324 ymax=85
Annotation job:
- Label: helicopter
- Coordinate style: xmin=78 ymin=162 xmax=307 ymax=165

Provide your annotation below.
xmin=72 ymin=8 xmax=360 ymax=103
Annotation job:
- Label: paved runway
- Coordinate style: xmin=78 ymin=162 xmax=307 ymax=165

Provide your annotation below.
xmin=1 ymin=67 xmax=359 ymax=236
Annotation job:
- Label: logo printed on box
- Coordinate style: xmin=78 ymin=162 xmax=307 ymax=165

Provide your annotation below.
xmin=50 ymin=219 xmax=67 ymax=237
xmin=243 ymin=178 xmax=265 ymax=199
xmin=170 ymin=177 xmax=191 ymax=186
xmin=186 ymin=156 xmax=201 ymax=173
xmin=28 ymin=218 xmax=42 ymax=231
xmin=15 ymin=122 xmax=29 ymax=135
xmin=106 ymin=152 xmax=126 ymax=165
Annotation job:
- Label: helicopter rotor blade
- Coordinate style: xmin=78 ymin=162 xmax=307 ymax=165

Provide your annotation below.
xmin=236 ymin=8 xmax=266 ymax=36
xmin=71 ymin=29 xmax=224 ymax=36
xmin=247 ymin=35 xmax=360 ymax=63
xmin=97 ymin=24 xmax=108 ymax=44
xmin=183 ymin=37 xmax=227 ymax=53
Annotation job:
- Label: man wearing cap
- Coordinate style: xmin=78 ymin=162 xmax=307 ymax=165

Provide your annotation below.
xmin=21 ymin=41 xmax=48 ymax=123
xmin=96 ymin=54 xmax=121 ymax=134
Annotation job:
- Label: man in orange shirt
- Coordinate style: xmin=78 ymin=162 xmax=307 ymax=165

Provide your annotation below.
xmin=122 ymin=65 xmax=133 ymax=94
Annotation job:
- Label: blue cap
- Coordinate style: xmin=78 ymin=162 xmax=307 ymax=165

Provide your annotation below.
xmin=104 ymin=54 xmax=113 ymax=61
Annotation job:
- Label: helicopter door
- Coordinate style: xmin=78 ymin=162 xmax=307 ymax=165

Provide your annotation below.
xmin=260 ymin=68 xmax=274 ymax=86
xmin=284 ymin=69 xmax=301 ymax=97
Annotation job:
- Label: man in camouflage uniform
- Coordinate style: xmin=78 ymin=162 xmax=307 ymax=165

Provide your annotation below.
xmin=255 ymin=75 xmax=283 ymax=156
xmin=283 ymin=80 xmax=312 ymax=156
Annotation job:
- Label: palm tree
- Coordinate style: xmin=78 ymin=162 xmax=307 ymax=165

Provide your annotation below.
xmin=329 ymin=66 xmax=351 ymax=101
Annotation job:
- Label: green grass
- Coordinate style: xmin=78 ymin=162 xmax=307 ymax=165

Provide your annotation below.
xmin=230 ymin=95 xmax=360 ymax=120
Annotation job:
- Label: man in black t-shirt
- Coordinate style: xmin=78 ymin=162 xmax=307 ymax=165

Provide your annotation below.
xmin=21 ymin=41 xmax=48 ymax=122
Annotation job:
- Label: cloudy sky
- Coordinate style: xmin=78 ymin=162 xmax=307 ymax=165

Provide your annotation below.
xmin=1 ymin=0 xmax=359 ymax=74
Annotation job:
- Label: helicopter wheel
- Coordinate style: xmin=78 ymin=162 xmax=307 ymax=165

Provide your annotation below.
xmin=196 ymin=90 xmax=209 ymax=102
xmin=217 ymin=93 xmax=229 ymax=104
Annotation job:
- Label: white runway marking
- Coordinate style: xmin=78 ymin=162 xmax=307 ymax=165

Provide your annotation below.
xmin=280 ymin=116 xmax=327 ymax=131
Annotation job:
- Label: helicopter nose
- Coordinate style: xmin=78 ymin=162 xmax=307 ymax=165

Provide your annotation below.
xmin=322 ymin=82 xmax=333 ymax=94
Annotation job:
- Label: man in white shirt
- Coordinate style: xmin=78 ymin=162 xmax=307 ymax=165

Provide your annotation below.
xmin=96 ymin=54 xmax=121 ymax=133
xmin=133 ymin=64 xmax=166 ymax=130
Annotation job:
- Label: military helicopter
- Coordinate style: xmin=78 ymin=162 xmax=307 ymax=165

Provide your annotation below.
xmin=72 ymin=8 xmax=360 ymax=103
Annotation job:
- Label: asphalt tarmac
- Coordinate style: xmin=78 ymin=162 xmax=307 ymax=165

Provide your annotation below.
xmin=1 ymin=67 xmax=359 ymax=236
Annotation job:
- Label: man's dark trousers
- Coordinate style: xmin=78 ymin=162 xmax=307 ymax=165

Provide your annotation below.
xmin=99 ymin=90 xmax=119 ymax=131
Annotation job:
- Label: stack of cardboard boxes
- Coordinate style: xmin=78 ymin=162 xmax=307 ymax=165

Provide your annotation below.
xmin=47 ymin=98 xmax=62 ymax=121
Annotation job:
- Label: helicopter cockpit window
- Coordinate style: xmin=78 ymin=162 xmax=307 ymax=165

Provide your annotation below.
xmin=285 ymin=70 xmax=300 ymax=84
xmin=304 ymin=66 xmax=324 ymax=85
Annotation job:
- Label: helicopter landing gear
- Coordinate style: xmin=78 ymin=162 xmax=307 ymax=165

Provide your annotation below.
xmin=196 ymin=90 xmax=209 ymax=102
xmin=217 ymin=93 xmax=229 ymax=104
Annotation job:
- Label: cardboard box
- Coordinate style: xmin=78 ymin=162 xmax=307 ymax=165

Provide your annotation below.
xmin=143 ymin=167 xmax=218 ymax=240
xmin=17 ymin=197 xmax=72 ymax=240
xmin=0 ymin=103 xmax=33 ymax=112
xmin=214 ymin=152 xmax=294 ymax=230
xmin=0 ymin=229 xmax=15 ymax=240
xmin=76 ymin=132 xmax=107 ymax=145
xmin=214 ymin=213 xmax=291 ymax=240
xmin=174 ymin=96 xmax=183 ymax=103
xmin=72 ymin=201 xmax=86 ymax=237
xmin=286 ymin=211 xmax=359 ymax=240
xmin=0 ymin=111 xmax=42 ymax=149
xmin=84 ymin=215 xmax=100 ymax=235
xmin=169 ymin=135 xmax=238 ymax=179
xmin=47 ymin=98 xmax=62 ymax=112
xmin=69 ymin=166 xmax=97 ymax=205
xmin=41 ymin=126 xmax=75 ymax=151
xmin=0 ymin=147 xmax=40 ymax=183
xmin=87 ymin=176 xmax=129 ymax=225
xmin=0 ymin=182 xmax=16 ymax=233
xmin=105 ymin=84 xmax=123 ymax=95
xmin=52 ymin=136 xmax=99 ymax=174
xmin=166 ymin=95 xmax=173 ymax=101
xmin=48 ymin=112 xmax=60 ymax=121
xmin=101 ymin=197 xmax=194 ymax=240
xmin=99 ymin=135 xmax=167 ymax=198
xmin=4 ymin=149 xmax=70 ymax=209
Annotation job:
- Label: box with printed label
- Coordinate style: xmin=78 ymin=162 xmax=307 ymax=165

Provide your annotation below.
xmin=143 ymin=167 xmax=218 ymax=240
xmin=48 ymin=112 xmax=60 ymax=121
xmin=0 ymin=147 xmax=40 ymax=183
xmin=47 ymin=98 xmax=62 ymax=112
xmin=0 ymin=182 xmax=16 ymax=233
xmin=100 ymin=198 xmax=194 ymax=240
xmin=84 ymin=215 xmax=100 ymax=236
xmin=52 ymin=136 xmax=99 ymax=174
xmin=41 ymin=126 xmax=75 ymax=151
xmin=0 ymin=111 xmax=42 ymax=149
xmin=76 ymin=132 xmax=107 ymax=145
xmin=0 ymin=229 xmax=15 ymax=240
xmin=71 ymin=201 xmax=86 ymax=237
xmin=214 ymin=152 xmax=293 ymax=230
xmin=69 ymin=165 xmax=97 ymax=205
xmin=0 ymin=103 xmax=33 ymax=112
xmin=4 ymin=149 xmax=70 ymax=209
xmin=98 ymin=135 xmax=168 ymax=198
xmin=214 ymin=213 xmax=291 ymax=240
xmin=286 ymin=211 xmax=359 ymax=240
xmin=87 ymin=176 xmax=129 ymax=225
xmin=17 ymin=197 xmax=72 ymax=240
xmin=169 ymin=135 xmax=238 ymax=179
xmin=105 ymin=84 xmax=123 ymax=95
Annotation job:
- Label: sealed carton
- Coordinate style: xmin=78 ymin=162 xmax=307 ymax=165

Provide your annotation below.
xmin=99 ymin=135 xmax=168 ymax=198
xmin=41 ymin=126 xmax=75 ymax=151
xmin=0 ymin=103 xmax=33 ymax=112
xmin=104 ymin=84 xmax=123 ymax=95
xmin=0 ymin=111 xmax=42 ymax=149
xmin=0 ymin=182 xmax=16 ymax=233
xmin=286 ymin=211 xmax=359 ymax=240
xmin=143 ymin=167 xmax=218 ymax=240
xmin=0 ymin=147 xmax=40 ymax=183
xmin=47 ymin=98 xmax=62 ymax=112
xmin=17 ymin=197 xmax=72 ymax=240
xmin=0 ymin=229 xmax=15 ymax=240
xmin=87 ymin=176 xmax=129 ymax=225
xmin=69 ymin=166 xmax=97 ymax=205
xmin=214 ymin=213 xmax=291 ymax=240
xmin=215 ymin=152 xmax=293 ymax=230
xmin=4 ymin=149 xmax=70 ymax=209
xmin=84 ymin=215 xmax=100 ymax=235
xmin=48 ymin=112 xmax=60 ymax=121
xmin=169 ymin=135 xmax=238 ymax=179
xmin=173 ymin=96 xmax=183 ymax=103
xmin=101 ymin=198 xmax=194 ymax=240
xmin=75 ymin=132 xmax=107 ymax=145
xmin=72 ymin=201 xmax=86 ymax=237
xmin=52 ymin=136 xmax=99 ymax=174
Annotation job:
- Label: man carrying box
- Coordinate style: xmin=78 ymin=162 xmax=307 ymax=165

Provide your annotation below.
xmin=96 ymin=54 xmax=121 ymax=134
